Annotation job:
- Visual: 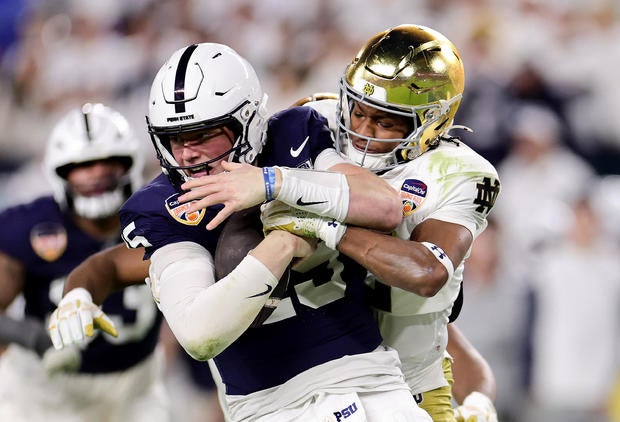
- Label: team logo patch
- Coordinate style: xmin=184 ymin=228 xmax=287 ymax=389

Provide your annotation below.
xmin=165 ymin=193 xmax=205 ymax=225
xmin=30 ymin=223 xmax=67 ymax=262
xmin=362 ymin=82 xmax=375 ymax=96
xmin=400 ymin=179 xmax=427 ymax=216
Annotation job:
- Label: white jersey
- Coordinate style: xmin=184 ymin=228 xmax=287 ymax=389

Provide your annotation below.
xmin=373 ymin=140 xmax=500 ymax=393
xmin=303 ymin=98 xmax=500 ymax=394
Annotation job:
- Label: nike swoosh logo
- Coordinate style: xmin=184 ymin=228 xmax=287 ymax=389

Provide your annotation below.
xmin=296 ymin=197 xmax=328 ymax=207
xmin=290 ymin=136 xmax=309 ymax=158
xmin=247 ymin=284 xmax=273 ymax=298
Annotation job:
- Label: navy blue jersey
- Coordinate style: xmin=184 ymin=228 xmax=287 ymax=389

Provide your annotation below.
xmin=0 ymin=196 xmax=162 ymax=373
xmin=120 ymin=107 xmax=382 ymax=395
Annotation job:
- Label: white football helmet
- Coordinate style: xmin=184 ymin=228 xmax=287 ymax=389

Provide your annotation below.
xmin=44 ymin=103 xmax=143 ymax=219
xmin=336 ymin=24 xmax=465 ymax=172
xmin=147 ymin=43 xmax=269 ymax=189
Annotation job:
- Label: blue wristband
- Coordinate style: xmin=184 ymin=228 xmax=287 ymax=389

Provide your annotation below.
xmin=263 ymin=167 xmax=276 ymax=201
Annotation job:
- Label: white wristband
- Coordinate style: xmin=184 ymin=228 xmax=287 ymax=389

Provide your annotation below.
xmin=420 ymin=241 xmax=454 ymax=280
xmin=276 ymin=167 xmax=350 ymax=221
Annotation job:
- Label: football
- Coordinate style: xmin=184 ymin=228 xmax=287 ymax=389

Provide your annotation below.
xmin=215 ymin=205 xmax=290 ymax=327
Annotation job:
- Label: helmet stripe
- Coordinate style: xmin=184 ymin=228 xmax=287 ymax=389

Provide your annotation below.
xmin=174 ymin=44 xmax=198 ymax=114
xmin=82 ymin=110 xmax=92 ymax=141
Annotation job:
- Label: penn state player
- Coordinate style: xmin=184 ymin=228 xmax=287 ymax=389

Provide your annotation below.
xmin=180 ymin=26 xmax=500 ymax=422
xmin=0 ymin=104 xmax=169 ymax=421
xmin=48 ymin=43 xmax=432 ymax=421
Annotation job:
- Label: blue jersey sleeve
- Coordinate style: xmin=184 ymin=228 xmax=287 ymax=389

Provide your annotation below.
xmin=258 ymin=107 xmax=335 ymax=168
xmin=120 ymin=173 xmax=222 ymax=260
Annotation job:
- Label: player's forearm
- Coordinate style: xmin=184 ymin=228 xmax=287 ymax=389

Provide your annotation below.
xmin=0 ymin=252 xmax=25 ymax=311
xmin=338 ymin=227 xmax=447 ymax=297
xmin=64 ymin=245 xmax=147 ymax=304
xmin=338 ymin=165 xmax=402 ymax=231
xmin=152 ymin=238 xmax=297 ymax=361
xmin=273 ymin=164 xmax=402 ymax=232
xmin=447 ymin=324 xmax=497 ymax=403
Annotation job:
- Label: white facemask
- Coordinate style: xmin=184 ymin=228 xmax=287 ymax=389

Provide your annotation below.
xmin=72 ymin=188 xmax=125 ymax=219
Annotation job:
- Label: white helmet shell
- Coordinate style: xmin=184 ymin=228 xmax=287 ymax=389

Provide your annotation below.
xmin=147 ymin=43 xmax=269 ymax=189
xmin=44 ymin=103 xmax=143 ymax=218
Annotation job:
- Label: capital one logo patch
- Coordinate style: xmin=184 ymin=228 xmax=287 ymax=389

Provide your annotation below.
xmin=400 ymin=178 xmax=427 ymax=215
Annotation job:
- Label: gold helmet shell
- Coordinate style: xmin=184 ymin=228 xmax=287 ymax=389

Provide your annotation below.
xmin=336 ymin=24 xmax=465 ymax=170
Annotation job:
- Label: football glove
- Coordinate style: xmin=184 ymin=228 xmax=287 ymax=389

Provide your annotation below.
xmin=454 ymin=392 xmax=498 ymax=422
xmin=260 ymin=200 xmax=346 ymax=250
xmin=48 ymin=287 xmax=118 ymax=350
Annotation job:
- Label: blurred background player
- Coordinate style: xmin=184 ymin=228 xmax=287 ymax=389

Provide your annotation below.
xmin=0 ymin=103 xmax=168 ymax=421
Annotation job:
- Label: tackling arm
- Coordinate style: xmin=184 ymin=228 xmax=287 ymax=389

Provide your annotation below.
xmin=337 ymin=218 xmax=472 ymax=296
xmin=178 ymin=159 xmax=402 ymax=232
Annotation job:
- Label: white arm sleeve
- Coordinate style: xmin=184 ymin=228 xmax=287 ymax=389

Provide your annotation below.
xmin=150 ymin=241 xmax=277 ymax=360
xmin=276 ymin=166 xmax=350 ymax=221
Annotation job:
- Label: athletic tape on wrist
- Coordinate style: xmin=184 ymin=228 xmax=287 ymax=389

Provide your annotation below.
xmin=420 ymin=241 xmax=454 ymax=280
xmin=263 ymin=167 xmax=276 ymax=201
xmin=275 ymin=166 xmax=349 ymax=221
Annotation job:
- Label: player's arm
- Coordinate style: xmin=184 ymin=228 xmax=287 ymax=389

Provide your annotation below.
xmin=62 ymin=244 xmax=149 ymax=304
xmin=338 ymin=218 xmax=472 ymax=297
xmin=0 ymin=251 xmax=50 ymax=353
xmin=448 ymin=323 xmax=496 ymax=402
xmin=151 ymin=230 xmax=313 ymax=361
xmin=0 ymin=251 xmax=82 ymax=373
xmin=0 ymin=251 xmax=24 ymax=314
xmin=448 ymin=324 xmax=498 ymax=422
xmin=49 ymin=245 xmax=148 ymax=349
xmin=178 ymin=160 xmax=401 ymax=232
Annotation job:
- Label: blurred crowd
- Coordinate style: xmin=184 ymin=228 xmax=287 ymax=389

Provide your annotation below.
xmin=0 ymin=0 xmax=618 ymax=421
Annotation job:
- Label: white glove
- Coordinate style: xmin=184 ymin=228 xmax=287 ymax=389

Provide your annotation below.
xmin=261 ymin=200 xmax=347 ymax=250
xmin=41 ymin=345 xmax=82 ymax=376
xmin=454 ymin=392 xmax=498 ymax=422
xmin=48 ymin=287 xmax=118 ymax=350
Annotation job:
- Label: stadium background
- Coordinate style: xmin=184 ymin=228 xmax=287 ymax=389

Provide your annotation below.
xmin=0 ymin=1 xmax=618 ymax=421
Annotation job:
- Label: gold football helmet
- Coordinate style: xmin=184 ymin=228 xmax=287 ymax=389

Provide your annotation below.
xmin=336 ymin=24 xmax=465 ymax=171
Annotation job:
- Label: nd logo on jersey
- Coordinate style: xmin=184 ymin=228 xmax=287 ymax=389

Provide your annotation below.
xmin=400 ymin=179 xmax=427 ymax=216
xmin=165 ymin=193 xmax=205 ymax=225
